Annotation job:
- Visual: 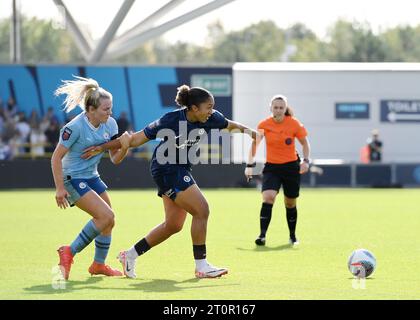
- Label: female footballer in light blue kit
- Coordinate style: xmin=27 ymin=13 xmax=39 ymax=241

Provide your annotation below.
xmin=51 ymin=76 xmax=130 ymax=280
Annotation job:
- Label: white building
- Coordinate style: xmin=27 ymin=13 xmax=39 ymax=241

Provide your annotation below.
xmin=233 ymin=63 xmax=420 ymax=163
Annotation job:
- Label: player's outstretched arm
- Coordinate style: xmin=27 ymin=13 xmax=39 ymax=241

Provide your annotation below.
xmin=225 ymin=120 xmax=260 ymax=140
xmin=129 ymin=130 xmax=149 ymax=148
xmin=82 ymin=131 xmax=131 ymax=159
xmin=82 ymin=130 xmax=150 ymax=160
xmin=109 ymin=130 xmax=150 ymax=163
xmin=225 ymin=120 xmax=263 ymax=182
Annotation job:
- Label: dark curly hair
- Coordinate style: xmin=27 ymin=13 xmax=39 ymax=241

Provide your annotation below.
xmin=175 ymin=85 xmax=213 ymax=110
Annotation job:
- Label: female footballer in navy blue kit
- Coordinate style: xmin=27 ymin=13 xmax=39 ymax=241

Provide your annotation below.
xmin=83 ymin=85 xmax=259 ymax=278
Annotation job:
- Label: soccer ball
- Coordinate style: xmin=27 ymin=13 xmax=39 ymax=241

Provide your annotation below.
xmin=347 ymin=249 xmax=376 ymax=278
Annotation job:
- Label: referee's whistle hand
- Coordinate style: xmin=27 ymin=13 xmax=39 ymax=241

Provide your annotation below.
xmin=299 ymin=162 xmax=309 ymax=174
xmin=244 ymin=167 xmax=253 ymax=182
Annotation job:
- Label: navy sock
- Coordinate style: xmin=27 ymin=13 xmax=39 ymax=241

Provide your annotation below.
xmin=134 ymin=238 xmax=151 ymax=256
xmin=193 ymin=244 xmax=206 ymax=260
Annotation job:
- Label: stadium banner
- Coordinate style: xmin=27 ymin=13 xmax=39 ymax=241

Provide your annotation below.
xmin=0 ymin=65 xmax=232 ymax=130
xmin=335 ymin=102 xmax=370 ymax=119
xmin=380 ymin=99 xmax=420 ymax=123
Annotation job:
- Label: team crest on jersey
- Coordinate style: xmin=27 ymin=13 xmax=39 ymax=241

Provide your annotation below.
xmin=183 ymin=176 xmax=191 ymax=183
xmin=62 ymin=127 xmax=72 ymax=141
xmin=103 ymin=132 xmax=110 ymax=140
xmin=198 ymin=129 xmax=205 ymax=135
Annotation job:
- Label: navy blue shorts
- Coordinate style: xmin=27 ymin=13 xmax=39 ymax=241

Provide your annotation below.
xmin=63 ymin=176 xmax=108 ymax=206
xmin=152 ymin=167 xmax=196 ymax=200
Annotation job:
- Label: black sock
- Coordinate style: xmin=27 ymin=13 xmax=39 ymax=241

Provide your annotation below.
xmin=286 ymin=206 xmax=298 ymax=238
xmin=193 ymin=244 xmax=206 ymax=260
xmin=259 ymin=203 xmax=273 ymax=237
xmin=134 ymin=238 xmax=151 ymax=256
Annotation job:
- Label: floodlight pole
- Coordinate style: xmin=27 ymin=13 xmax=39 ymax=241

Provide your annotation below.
xmin=10 ymin=0 xmax=21 ymax=63
xmin=105 ymin=0 xmax=237 ymax=61
xmin=88 ymin=0 xmax=136 ymax=63
xmin=111 ymin=0 xmax=187 ymax=49
xmin=52 ymin=0 xmax=92 ymax=61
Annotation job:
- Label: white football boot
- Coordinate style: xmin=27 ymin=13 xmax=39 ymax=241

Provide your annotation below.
xmin=195 ymin=263 xmax=228 ymax=278
xmin=117 ymin=251 xmax=137 ymax=278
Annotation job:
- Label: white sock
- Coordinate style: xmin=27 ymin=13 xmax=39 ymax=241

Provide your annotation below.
xmin=126 ymin=246 xmax=139 ymax=259
xmin=195 ymin=259 xmax=208 ymax=270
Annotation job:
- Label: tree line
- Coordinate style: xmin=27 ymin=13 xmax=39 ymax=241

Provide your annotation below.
xmin=1 ymin=16 xmax=420 ymax=64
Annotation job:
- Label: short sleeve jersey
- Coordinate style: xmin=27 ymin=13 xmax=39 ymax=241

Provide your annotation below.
xmin=258 ymin=116 xmax=307 ymax=164
xmin=143 ymin=108 xmax=228 ymax=176
xmin=59 ymin=112 xmax=118 ymax=179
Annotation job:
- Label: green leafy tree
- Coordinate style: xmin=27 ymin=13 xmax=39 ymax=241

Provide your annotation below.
xmin=211 ymin=20 xmax=285 ymax=62
xmin=0 ymin=19 xmax=10 ymax=62
xmin=380 ymin=25 xmax=420 ymax=61
xmin=325 ymin=20 xmax=386 ymax=62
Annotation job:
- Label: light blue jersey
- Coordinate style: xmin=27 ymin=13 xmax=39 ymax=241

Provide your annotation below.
xmin=59 ymin=112 xmax=118 ymax=179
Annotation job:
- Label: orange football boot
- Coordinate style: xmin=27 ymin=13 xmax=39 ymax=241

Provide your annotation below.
xmin=57 ymin=245 xmax=74 ymax=280
xmin=88 ymin=261 xmax=123 ymax=276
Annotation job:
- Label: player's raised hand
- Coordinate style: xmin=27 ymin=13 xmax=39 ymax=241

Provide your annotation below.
xmin=81 ymin=145 xmax=103 ymax=159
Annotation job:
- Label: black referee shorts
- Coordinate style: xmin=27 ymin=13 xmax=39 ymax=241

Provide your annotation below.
xmin=262 ymin=161 xmax=301 ymax=198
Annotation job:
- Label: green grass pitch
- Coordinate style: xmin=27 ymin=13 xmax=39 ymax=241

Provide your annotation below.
xmin=0 ymin=188 xmax=419 ymax=300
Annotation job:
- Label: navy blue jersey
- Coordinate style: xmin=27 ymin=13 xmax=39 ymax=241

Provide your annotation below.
xmin=143 ymin=108 xmax=228 ymax=176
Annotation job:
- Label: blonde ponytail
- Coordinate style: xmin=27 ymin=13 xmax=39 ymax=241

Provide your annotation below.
xmin=54 ymin=76 xmax=111 ymax=113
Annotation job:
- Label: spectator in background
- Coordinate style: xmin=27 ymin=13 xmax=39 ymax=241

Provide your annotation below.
xmin=41 ymin=106 xmax=60 ymax=132
xmin=6 ymin=97 xmax=19 ymax=119
xmin=44 ymin=106 xmax=60 ymax=124
xmin=15 ymin=112 xmax=31 ymax=155
xmin=367 ymin=129 xmax=383 ymax=163
xmin=0 ymin=106 xmax=5 ymax=138
xmin=0 ymin=137 xmax=12 ymax=160
xmin=2 ymin=114 xmax=17 ymax=143
xmin=116 ymin=111 xmax=131 ymax=136
xmin=44 ymin=118 xmax=60 ymax=153
xmin=30 ymin=123 xmax=47 ymax=158
xmin=29 ymin=109 xmax=41 ymax=129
